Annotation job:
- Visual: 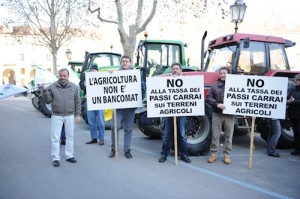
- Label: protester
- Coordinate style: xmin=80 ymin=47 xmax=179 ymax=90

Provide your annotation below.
xmin=41 ymin=68 xmax=81 ymax=167
xmin=86 ymin=64 xmax=105 ymax=145
xmin=287 ymin=73 xmax=300 ymax=155
xmin=109 ymin=55 xmax=136 ymax=159
xmin=266 ymin=119 xmax=281 ymax=157
xmin=206 ymin=66 xmax=235 ymax=165
xmin=158 ymin=63 xmax=191 ymax=164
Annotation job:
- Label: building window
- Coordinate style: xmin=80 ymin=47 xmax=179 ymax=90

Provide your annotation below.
xmin=21 ymin=68 xmax=25 ymax=74
xmin=20 ymin=53 xmax=25 ymax=61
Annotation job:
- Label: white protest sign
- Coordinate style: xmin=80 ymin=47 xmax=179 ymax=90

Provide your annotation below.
xmin=86 ymin=70 xmax=142 ymax=110
xmin=223 ymin=74 xmax=288 ymax=119
xmin=146 ymin=75 xmax=204 ymax=118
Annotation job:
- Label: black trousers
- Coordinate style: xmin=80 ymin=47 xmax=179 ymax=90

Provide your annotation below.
xmin=290 ymin=117 xmax=300 ymax=151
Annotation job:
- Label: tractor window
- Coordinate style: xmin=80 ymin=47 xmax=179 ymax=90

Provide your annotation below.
xmin=206 ymin=45 xmax=236 ymax=72
xmin=146 ymin=43 xmax=181 ymax=77
xmin=239 ymin=41 xmax=266 ymax=75
xmin=90 ymin=54 xmax=121 ymax=68
xmin=269 ymin=43 xmax=287 ymax=70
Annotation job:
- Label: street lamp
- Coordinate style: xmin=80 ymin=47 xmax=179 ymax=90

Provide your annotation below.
xmin=230 ymin=0 xmax=247 ymax=33
xmin=65 ymin=49 xmax=72 ymax=61
xmin=144 ymin=31 xmax=148 ymax=39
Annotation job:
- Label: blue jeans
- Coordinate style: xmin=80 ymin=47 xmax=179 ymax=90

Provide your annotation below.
xmin=267 ymin=119 xmax=281 ymax=154
xmin=87 ymin=110 xmax=105 ymax=140
xmin=111 ymin=108 xmax=136 ymax=152
xmin=161 ymin=116 xmax=188 ymax=157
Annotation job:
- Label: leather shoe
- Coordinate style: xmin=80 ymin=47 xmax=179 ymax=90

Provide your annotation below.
xmin=53 ymin=160 xmax=60 ymax=167
xmin=291 ymin=149 xmax=300 ymax=155
xmin=208 ymin=154 xmax=217 ymax=163
xmin=223 ymin=155 xmax=231 ymax=165
xmin=66 ymin=157 xmax=77 ymax=163
xmin=181 ymin=156 xmax=191 ymax=163
xmin=125 ymin=151 xmax=132 ymax=159
xmin=99 ymin=140 xmax=104 ymax=145
xmin=86 ymin=139 xmax=97 ymax=144
xmin=158 ymin=156 xmax=167 ymax=163
xmin=109 ymin=149 xmax=115 ymax=158
xmin=268 ymin=152 xmax=280 ymax=157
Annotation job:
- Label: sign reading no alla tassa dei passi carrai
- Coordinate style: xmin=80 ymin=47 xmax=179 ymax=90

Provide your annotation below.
xmin=85 ymin=70 xmax=142 ymax=110
xmin=146 ymin=75 xmax=204 ymax=118
xmin=223 ymin=74 xmax=288 ymax=119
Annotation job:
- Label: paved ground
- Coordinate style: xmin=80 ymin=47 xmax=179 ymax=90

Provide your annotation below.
xmin=0 ymin=97 xmax=299 ymax=199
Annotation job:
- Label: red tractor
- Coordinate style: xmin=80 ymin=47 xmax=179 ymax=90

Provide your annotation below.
xmin=140 ymin=31 xmax=299 ymax=156
xmin=183 ymin=31 xmax=300 ymax=155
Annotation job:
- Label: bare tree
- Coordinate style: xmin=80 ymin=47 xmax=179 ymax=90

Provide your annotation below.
xmin=4 ymin=0 xmax=86 ymax=75
xmin=88 ymin=0 xmax=229 ymax=60
xmin=88 ymin=0 xmax=158 ymax=60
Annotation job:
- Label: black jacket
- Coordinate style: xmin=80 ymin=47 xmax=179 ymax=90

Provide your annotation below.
xmin=287 ymin=85 xmax=300 ymax=118
xmin=206 ymin=78 xmax=225 ymax=113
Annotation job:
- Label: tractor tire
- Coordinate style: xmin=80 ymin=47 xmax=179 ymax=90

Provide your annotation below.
xmin=137 ymin=111 xmax=161 ymax=139
xmin=31 ymin=90 xmax=41 ymax=111
xmin=185 ymin=114 xmax=211 ymax=156
xmin=257 ymin=118 xmax=295 ymax=149
xmin=31 ymin=95 xmax=40 ymax=110
xmin=38 ymin=95 xmax=52 ymax=118
xmin=81 ymin=99 xmax=88 ymax=125
xmin=186 ymin=103 xmax=212 ymax=155
xmin=159 ymin=103 xmax=212 ymax=156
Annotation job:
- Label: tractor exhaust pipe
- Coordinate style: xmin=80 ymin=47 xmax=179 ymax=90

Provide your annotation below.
xmin=201 ymin=31 xmax=207 ymax=71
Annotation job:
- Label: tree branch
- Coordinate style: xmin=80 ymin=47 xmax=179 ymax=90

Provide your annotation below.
xmin=88 ymin=0 xmax=118 ymax=24
xmin=137 ymin=0 xmax=158 ymax=33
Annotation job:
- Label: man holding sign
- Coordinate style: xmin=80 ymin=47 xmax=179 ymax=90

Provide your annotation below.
xmin=109 ymin=55 xmax=136 ymax=159
xmin=158 ymin=63 xmax=191 ymax=164
xmin=206 ymin=67 xmax=235 ymax=165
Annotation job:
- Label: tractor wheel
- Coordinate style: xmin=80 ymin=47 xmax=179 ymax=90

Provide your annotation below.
xmin=137 ymin=111 xmax=161 ymax=139
xmin=31 ymin=90 xmax=41 ymax=111
xmin=159 ymin=104 xmax=212 ymax=156
xmin=81 ymin=99 xmax=88 ymax=125
xmin=185 ymin=114 xmax=211 ymax=156
xmin=38 ymin=95 xmax=52 ymax=118
xmin=185 ymin=104 xmax=212 ymax=155
xmin=31 ymin=95 xmax=40 ymax=110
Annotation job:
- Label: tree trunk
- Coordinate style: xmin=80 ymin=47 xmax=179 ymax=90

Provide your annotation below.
xmin=119 ymin=25 xmax=138 ymax=61
xmin=52 ymin=51 xmax=58 ymax=75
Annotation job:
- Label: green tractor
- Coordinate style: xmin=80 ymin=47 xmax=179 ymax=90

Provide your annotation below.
xmin=134 ymin=39 xmax=198 ymax=139
xmin=79 ymin=51 xmax=122 ymax=127
xmin=68 ymin=61 xmax=84 ymax=78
